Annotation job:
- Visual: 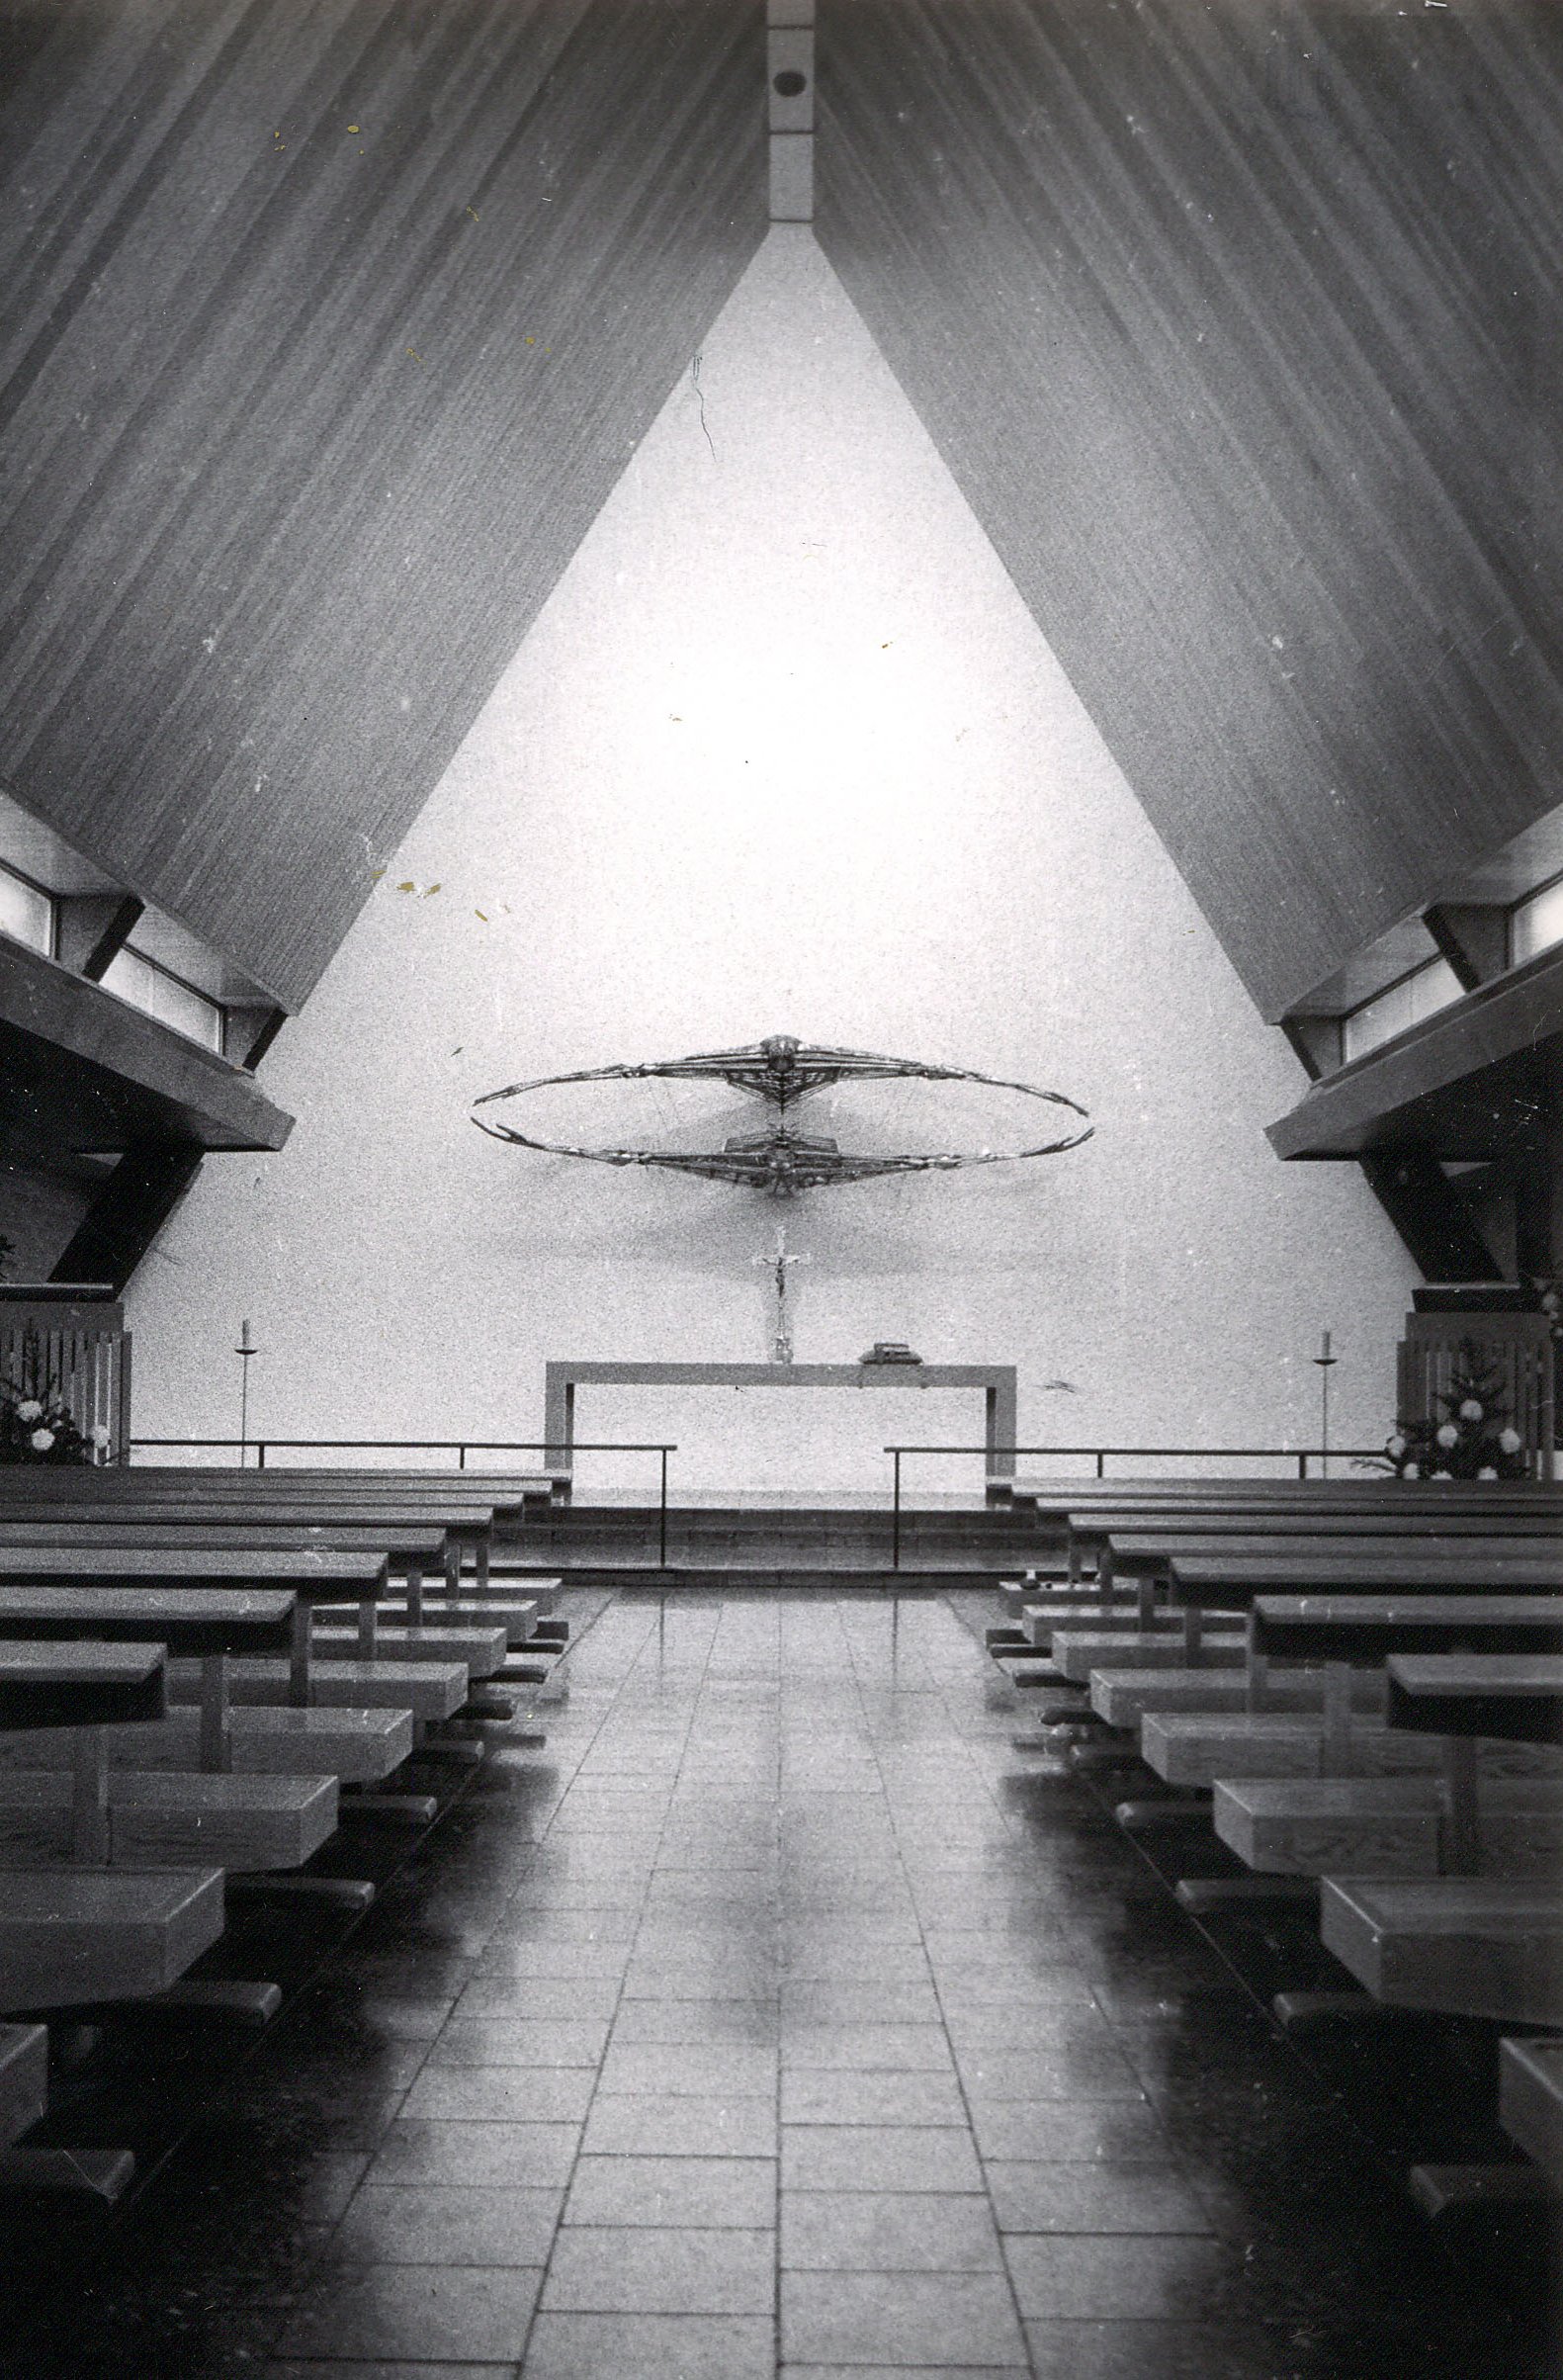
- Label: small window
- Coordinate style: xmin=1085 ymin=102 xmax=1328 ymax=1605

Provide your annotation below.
xmin=99 ymin=943 xmax=224 ymax=1052
xmin=1511 ymin=875 xmax=1563 ymax=967
xmin=0 ymin=860 xmax=53 ymax=956
xmin=1342 ymin=957 xmax=1462 ymax=1064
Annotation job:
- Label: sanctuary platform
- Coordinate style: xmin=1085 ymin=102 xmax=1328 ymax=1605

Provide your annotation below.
xmin=492 ymin=1491 xmax=1058 ymax=1591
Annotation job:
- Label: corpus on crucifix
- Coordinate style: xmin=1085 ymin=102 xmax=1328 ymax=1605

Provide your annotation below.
xmin=752 ymin=1225 xmax=812 ymax=1365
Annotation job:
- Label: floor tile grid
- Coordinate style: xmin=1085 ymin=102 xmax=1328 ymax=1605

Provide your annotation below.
xmin=516 ymin=1591 xmax=783 ymax=2375
xmin=847 ymin=1593 xmax=1232 ymax=2361
xmin=777 ymin=1593 xmax=1039 ymax=2373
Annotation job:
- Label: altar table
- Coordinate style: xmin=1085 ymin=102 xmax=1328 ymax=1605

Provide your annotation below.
xmin=542 ymin=1361 xmax=1018 ymax=1485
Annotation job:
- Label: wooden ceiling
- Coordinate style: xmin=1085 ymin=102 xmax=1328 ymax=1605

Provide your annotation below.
xmin=816 ymin=0 xmax=1563 ymax=1020
xmin=0 ymin=0 xmax=767 ymax=1012
xmin=1 ymin=1 xmax=1558 ymax=1033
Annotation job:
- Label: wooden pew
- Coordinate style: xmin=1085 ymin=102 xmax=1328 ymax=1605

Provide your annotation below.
xmin=1500 ymin=2037 xmax=1563 ymax=2191
xmin=0 ymin=1511 xmax=554 ymax=1676
xmin=1213 ymin=1599 xmax=1563 ymax=1877
xmin=0 ymin=1478 xmax=567 ymax=1661
xmin=1087 ymin=1578 xmax=1563 ymax=1731
xmin=1012 ymin=1476 xmax=1563 ymax=1521
xmin=0 ymin=2022 xmax=46 ymax=2152
xmin=1012 ymin=1525 xmax=1560 ymax=1708
xmin=0 ymin=1589 xmax=411 ymax=1780
xmin=1074 ymin=1511 xmax=1563 ymax=1615
xmin=0 ymin=1642 xmax=231 ymax=2203
xmin=1319 ymin=1657 xmax=1563 ymax=2025
xmin=1319 ymin=1875 xmax=1563 ymax=2027
xmin=0 ymin=1591 xmax=337 ymax=1873
xmin=0 ymin=1487 xmax=495 ymax=1597
xmin=0 ymin=1521 xmax=518 ymax=1674
xmin=0 ymin=1647 xmax=228 ymax=2019
xmin=0 ymin=1551 xmax=484 ymax=1763
xmin=1134 ymin=1549 xmax=1563 ymax=1787
xmin=1386 ymin=1652 xmax=1563 ymax=1749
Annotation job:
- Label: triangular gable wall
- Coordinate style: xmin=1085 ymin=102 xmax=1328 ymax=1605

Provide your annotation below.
xmin=129 ymin=228 xmax=1413 ymax=1483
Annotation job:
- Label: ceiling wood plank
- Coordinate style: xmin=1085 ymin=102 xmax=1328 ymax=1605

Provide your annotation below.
xmin=816 ymin=0 xmax=1563 ymax=1020
xmin=0 ymin=0 xmax=767 ymax=1011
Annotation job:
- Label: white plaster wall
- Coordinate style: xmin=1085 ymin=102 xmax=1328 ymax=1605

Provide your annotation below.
xmin=128 ymin=227 xmax=1413 ymax=1490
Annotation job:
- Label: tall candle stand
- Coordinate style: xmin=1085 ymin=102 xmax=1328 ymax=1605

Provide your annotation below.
xmin=1313 ymin=1329 xmax=1337 ymax=1478
xmin=235 ymin=1319 xmax=256 ymax=1470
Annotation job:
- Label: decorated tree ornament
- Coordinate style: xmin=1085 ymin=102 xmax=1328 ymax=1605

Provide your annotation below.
xmin=1365 ymin=1338 xmax=1531 ymax=1482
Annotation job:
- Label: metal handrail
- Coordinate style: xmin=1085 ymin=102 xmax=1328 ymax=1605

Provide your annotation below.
xmin=884 ymin=1442 xmax=1385 ymax=1570
xmin=128 ymin=1437 xmax=680 ymax=1570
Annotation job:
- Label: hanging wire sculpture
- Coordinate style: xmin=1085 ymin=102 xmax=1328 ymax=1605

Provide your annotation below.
xmin=472 ymin=1033 xmax=1092 ymax=1196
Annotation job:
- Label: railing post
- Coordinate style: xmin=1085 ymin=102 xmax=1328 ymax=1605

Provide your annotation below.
xmin=459 ymin=1444 xmax=468 ymax=1471
xmin=658 ymin=1449 xmax=669 ymax=1571
xmin=1096 ymin=1450 xmax=1105 ymax=1479
xmin=257 ymin=1441 xmax=267 ymax=1470
xmin=892 ymin=1452 xmax=902 ymax=1573
xmin=1299 ymin=1452 xmax=1308 ymax=1480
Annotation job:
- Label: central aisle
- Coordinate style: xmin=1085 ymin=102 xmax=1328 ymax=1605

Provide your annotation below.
xmin=239 ymin=1590 xmax=1536 ymax=2380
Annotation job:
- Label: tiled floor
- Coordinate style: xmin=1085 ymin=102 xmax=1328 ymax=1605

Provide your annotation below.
xmin=11 ymin=1591 xmax=1557 ymax=2377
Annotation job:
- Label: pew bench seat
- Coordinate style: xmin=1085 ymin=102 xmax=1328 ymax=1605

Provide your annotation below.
xmin=316 ymin=1598 xmax=543 ymax=1648
xmin=0 ymin=1769 xmax=337 ymax=1872
xmin=0 ymin=2024 xmax=46 ymax=2147
xmin=1089 ymin=1665 xmax=1384 ymax=1729
xmin=1023 ymin=1601 xmax=1182 ymax=1650
xmin=1139 ymin=1710 xmax=1563 ymax=1788
xmin=0 ymin=1705 xmax=415 ymax=1784
xmin=308 ymin=1622 xmax=508 ymax=1677
xmin=1053 ymin=1631 xmax=1246 ymax=1682
xmin=1320 ymin=1876 xmax=1563 ymax=2026
xmin=166 ymin=1656 xmax=468 ymax=1722
xmin=1499 ymin=2037 xmax=1563 ymax=2190
xmin=1214 ymin=1774 xmax=1563 ymax=1878
xmin=0 ymin=1865 xmax=225 ymax=2014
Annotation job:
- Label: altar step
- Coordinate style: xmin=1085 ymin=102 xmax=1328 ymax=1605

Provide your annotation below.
xmin=497 ymin=1500 xmax=1053 ymax=1580
xmin=567 ymin=1567 xmax=1001 ymax=1591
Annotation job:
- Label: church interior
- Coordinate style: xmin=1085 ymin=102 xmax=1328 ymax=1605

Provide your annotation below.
xmin=0 ymin=0 xmax=1561 ymax=2372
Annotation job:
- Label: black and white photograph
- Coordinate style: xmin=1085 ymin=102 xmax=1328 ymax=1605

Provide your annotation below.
xmin=0 ymin=0 xmax=1559 ymax=2371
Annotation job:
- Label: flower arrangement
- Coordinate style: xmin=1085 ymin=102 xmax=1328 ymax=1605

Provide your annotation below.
xmin=1368 ymin=1338 xmax=1529 ymax=1481
xmin=0 ymin=1328 xmax=113 ymax=1465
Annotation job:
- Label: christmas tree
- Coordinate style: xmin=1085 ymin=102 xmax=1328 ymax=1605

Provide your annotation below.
xmin=1378 ymin=1337 xmax=1529 ymax=1481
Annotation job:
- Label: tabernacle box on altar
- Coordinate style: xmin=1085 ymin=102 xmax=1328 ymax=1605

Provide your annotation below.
xmin=1398 ymin=1286 xmax=1555 ymax=1478
xmin=0 ymin=1284 xmax=130 ymax=1461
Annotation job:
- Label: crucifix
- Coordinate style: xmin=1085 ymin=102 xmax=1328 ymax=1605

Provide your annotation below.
xmin=752 ymin=1225 xmax=812 ymax=1365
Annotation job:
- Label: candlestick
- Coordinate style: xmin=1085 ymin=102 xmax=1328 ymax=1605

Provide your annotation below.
xmin=1312 ymin=1329 xmax=1338 ymax=1477
xmin=234 ymin=1318 xmax=258 ymax=1469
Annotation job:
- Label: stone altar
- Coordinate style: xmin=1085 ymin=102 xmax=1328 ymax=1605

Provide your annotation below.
xmin=542 ymin=1360 xmax=1019 ymax=1486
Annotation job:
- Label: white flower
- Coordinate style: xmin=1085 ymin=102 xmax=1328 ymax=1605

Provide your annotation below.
xmin=1435 ymin=1424 xmax=1459 ymax=1449
xmin=89 ymin=1424 xmax=111 ymax=1448
xmin=29 ymin=1428 xmax=54 ymax=1453
xmin=1477 ymin=1466 xmax=1499 ymax=1481
xmin=1459 ymin=1399 xmax=1484 ymax=1422
xmin=1403 ymin=1462 xmax=1421 ymax=1479
xmin=1386 ymin=1435 xmax=1406 ymax=1459
xmin=15 ymin=1399 xmax=42 ymax=1423
xmin=1499 ymin=1428 xmax=1522 ymax=1455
